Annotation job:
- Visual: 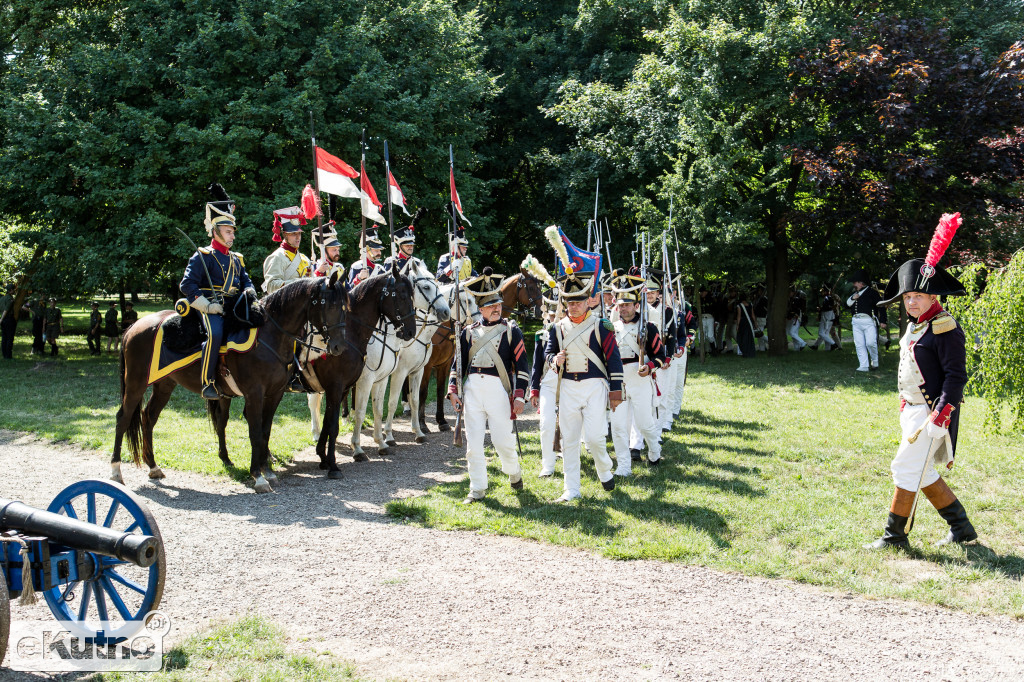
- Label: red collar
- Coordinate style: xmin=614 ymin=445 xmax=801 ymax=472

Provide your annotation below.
xmin=916 ymin=301 xmax=943 ymax=323
xmin=209 ymin=239 xmax=229 ymax=255
xmin=281 ymin=243 xmax=298 ymax=254
xmin=366 ymin=257 xmax=376 ymax=268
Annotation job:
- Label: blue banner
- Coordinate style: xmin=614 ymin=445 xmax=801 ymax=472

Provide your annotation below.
xmin=555 ymin=227 xmax=603 ymax=281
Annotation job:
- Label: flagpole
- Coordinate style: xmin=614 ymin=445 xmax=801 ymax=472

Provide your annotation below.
xmin=385 ymin=140 xmax=396 ymax=259
xmin=360 ymin=128 xmax=367 ymax=259
xmin=310 ymin=110 xmax=324 ymax=265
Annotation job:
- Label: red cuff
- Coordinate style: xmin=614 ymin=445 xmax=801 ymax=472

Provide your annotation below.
xmin=530 ymin=389 xmax=540 ymax=399
xmin=899 ymin=397 xmax=906 ymax=413
xmin=931 ymin=404 xmax=955 ymax=428
xmin=646 ymin=361 xmax=656 ymax=371
xmin=513 ymin=389 xmax=524 ymax=400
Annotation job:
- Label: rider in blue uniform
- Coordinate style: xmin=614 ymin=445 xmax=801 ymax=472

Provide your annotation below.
xmin=179 ymin=183 xmax=255 ymax=400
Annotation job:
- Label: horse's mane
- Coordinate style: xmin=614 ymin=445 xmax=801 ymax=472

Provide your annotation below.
xmin=260 ymin=277 xmax=324 ymax=320
xmin=349 ymin=271 xmax=389 ymax=308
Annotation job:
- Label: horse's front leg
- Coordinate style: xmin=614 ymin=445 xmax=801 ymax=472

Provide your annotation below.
xmin=435 ymin=365 xmax=450 ymax=431
xmin=383 ymin=370 xmax=405 ymax=448
xmin=408 ymin=365 xmax=427 ymax=443
xmin=322 ymin=384 xmax=343 ymax=479
xmin=309 ymin=391 xmax=323 ymax=441
xmin=244 ymin=392 xmax=272 ymax=493
xmin=259 ymin=391 xmax=284 ymax=484
xmin=213 ymin=397 xmax=233 ymax=467
xmin=370 ymin=378 xmax=390 ymax=456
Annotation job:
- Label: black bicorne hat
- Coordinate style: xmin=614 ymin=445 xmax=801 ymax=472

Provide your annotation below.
xmin=879 ymin=258 xmax=965 ymax=305
xmin=847 ymin=268 xmax=870 ymax=285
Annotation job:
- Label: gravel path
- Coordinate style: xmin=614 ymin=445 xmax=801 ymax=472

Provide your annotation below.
xmin=2 ymin=412 xmax=1023 ymax=681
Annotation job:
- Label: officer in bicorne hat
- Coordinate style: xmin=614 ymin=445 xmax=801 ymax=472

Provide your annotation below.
xmin=262 ymin=205 xmax=312 ymax=295
xmin=384 ymin=208 xmax=424 ymax=270
xmin=865 ymin=213 xmax=975 ymax=550
xmin=180 ymin=183 xmax=256 ymax=400
xmin=544 ymin=268 xmax=623 ymax=502
xmin=349 ymin=227 xmax=385 ymax=287
xmin=436 ymin=208 xmax=477 ymax=284
xmin=448 ymin=267 xmax=530 ymax=503
xmin=610 ymin=268 xmax=666 ymax=477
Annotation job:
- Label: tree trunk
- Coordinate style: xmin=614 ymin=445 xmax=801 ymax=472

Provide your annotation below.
xmin=8 ymin=243 xmax=48 ymax=332
xmin=765 ymin=222 xmax=790 ymax=356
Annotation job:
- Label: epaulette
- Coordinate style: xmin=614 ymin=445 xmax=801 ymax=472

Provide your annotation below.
xmin=931 ymin=312 xmax=956 ymax=335
xmin=601 ymin=318 xmax=615 ymax=332
xmin=232 ymin=251 xmax=245 ymax=267
xmin=198 ymin=246 xmax=212 ymax=255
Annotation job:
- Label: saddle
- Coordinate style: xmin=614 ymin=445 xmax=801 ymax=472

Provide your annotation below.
xmin=147 ymin=293 xmax=265 ymax=385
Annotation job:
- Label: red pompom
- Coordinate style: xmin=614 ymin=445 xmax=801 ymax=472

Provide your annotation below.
xmin=925 ymin=212 xmax=961 ymax=268
xmin=301 ymin=184 xmax=321 ymax=220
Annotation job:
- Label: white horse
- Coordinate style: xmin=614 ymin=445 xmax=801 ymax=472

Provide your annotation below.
xmin=382 ymin=277 xmax=481 ymax=447
xmin=343 ymin=258 xmax=449 ymax=459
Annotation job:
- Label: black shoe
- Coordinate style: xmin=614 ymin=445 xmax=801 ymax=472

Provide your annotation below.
xmin=864 ymin=512 xmax=910 ymax=550
xmin=810 ymin=344 xmax=819 ymax=351
xmin=630 ymin=448 xmax=642 ymax=462
xmin=647 ymin=457 xmax=661 ymax=467
xmin=935 ymin=500 xmax=978 ymax=546
xmin=602 ymin=478 xmax=615 ymax=491
xmin=830 ymin=345 xmax=840 ymax=352
xmin=510 ymin=475 xmax=524 ymax=491
xmin=201 ymin=383 xmax=221 ymax=401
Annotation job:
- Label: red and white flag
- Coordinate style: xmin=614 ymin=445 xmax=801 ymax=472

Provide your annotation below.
xmin=360 ymin=161 xmax=386 ymax=225
xmin=388 ymin=170 xmax=412 ymax=217
xmin=315 ymin=146 xmax=361 ymax=200
xmin=450 ymin=167 xmax=472 ymax=226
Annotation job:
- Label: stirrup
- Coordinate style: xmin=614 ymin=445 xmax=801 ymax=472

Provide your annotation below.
xmin=201 ymin=383 xmax=221 ymax=401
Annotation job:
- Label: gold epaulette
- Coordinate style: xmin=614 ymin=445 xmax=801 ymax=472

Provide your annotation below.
xmin=931 ymin=312 xmax=956 ymax=334
xmin=198 ymin=246 xmax=212 ymax=255
xmin=232 ymin=251 xmax=245 ymax=267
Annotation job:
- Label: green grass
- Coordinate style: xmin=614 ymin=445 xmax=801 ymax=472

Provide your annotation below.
xmin=386 ymin=344 xmax=1024 ymax=617
xmin=96 ymin=615 xmax=362 ymax=681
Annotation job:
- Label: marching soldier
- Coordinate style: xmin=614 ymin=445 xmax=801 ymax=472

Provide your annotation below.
xmin=1 ymin=283 xmax=16 ymax=359
xmin=530 ymin=291 xmax=561 ymax=477
xmin=810 ymin=284 xmax=838 ymax=351
xmin=87 ymin=302 xmax=103 ymax=355
xmin=436 ymin=219 xmax=477 ymax=284
xmin=349 ymin=227 xmax=385 ymax=287
xmin=786 ymin=287 xmax=808 ymax=351
xmin=383 ymin=208 xmax=424 ymax=269
xmin=544 ymin=269 xmax=623 ymax=502
xmin=645 ymin=269 xmax=677 ymax=432
xmin=121 ymin=301 xmax=138 ymax=334
xmin=752 ymin=284 xmax=769 ymax=352
xmin=180 ymin=183 xmax=256 ymax=400
xmin=44 ymin=298 xmax=63 ymax=356
xmin=104 ymin=301 xmax=120 ymax=352
xmin=846 ymin=269 xmax=886 ymax=371
xmin=865 ymin=213 xmax=975 ymax=549
xmin=610 ymin=270 xmax=666 ymax=476
xmin=448 ymin=268 xmax=530 ymax=503
xmin=672 ymin=287 xmax=697 ymax=415
xmin=262 ymin=206 xmax=312 ymax=295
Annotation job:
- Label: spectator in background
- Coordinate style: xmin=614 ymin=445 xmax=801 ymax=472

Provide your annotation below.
xmin=87 ymin=302 xmax=103 ymax=355
xmin=734 ymin=291 xmax=757 ymax=358
xmin=121 ymin=301 xmax=138 ymax=334
xmin=105 ymin=301 xmax=120 ymax=352
xmin=30 ymin=298 xmax=45 ymax=355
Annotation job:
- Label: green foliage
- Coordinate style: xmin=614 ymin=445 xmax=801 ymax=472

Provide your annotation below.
xmin=947 ymin=251 xmax=1024 ymax=431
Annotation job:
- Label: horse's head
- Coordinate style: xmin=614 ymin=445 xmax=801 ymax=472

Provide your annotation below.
xmin=384 ymin=260 xmax=417 ymax=341
xmin=517 ymin=269 xmax=544 ymax=311
xmin=403 ymin=258 xmax=450 ymax=322
xmin=312 ymin=270 xmax=349 ymax=355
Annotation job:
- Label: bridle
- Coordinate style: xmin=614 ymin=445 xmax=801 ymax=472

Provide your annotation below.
xmin=259 ymin=277 xmax=351 ymax=369
xmin=501 ymin=273 xmax=543 ymax=317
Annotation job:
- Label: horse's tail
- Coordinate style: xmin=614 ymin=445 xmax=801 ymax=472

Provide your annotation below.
xmin=205 ymin=398 xmax=219 ymax=431
xmin=119 ymin=340 xmax=144 ymax=466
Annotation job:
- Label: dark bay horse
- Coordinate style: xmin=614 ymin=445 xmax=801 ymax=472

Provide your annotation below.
xmin=498 ymin=271 xmax=543 ymax=320
xmin=111 ymin=273 xmax=349 ymax=493
xmin=307 ymin=270 xmax=417 ymax=472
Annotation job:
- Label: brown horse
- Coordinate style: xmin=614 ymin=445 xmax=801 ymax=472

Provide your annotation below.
xmin=111 ymin=273 xmax=349 ymax=493
xmin=498 ymin=271 xmax=543 ymax=320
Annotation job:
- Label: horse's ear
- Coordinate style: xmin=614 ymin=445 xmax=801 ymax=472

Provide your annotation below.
xmin=392 ymin=260 xmax=400 ymax=277
xmin=329 ymin=270 xmax=341 ymax=288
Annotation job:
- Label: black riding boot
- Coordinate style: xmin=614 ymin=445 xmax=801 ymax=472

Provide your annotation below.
xmin=864 ymin=512 xmax=910 ymax=550
xmin=935 ymin=500 xmax=978 ymax=546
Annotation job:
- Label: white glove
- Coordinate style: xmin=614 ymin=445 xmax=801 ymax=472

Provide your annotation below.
xmin=925 ymin=418 xmax=948 ymax=440
xmin=192 ymin=296 xmax=223 ymax=315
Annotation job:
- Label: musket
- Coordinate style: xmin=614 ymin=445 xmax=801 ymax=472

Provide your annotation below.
xmin=638 ymin=231 xmax=648 ymax=366
xmin=175 ymin=226 xmax=223 ymax=306
xmin=603 ymin=218 xmax=614 ymax=275
xmin=449 ymin=145 xmax=466 ymax=447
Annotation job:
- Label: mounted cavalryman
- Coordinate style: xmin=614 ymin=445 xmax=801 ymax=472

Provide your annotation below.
xmin=262 ymin=205 xmax=311 ymax=295
xmin=313 ymin=196 xmax=345 ymax=279
xmin=348 ymin=227 xmax=385 ymax=287
xmin=865 ymin=213 xmax=976 ymax=550
xmin=448 ymin=267 xmax=530 ymax=504
xmin=436 ymin=209 xmax=476 ymax=284
xmin=179 ymin=184 xmax=256 ymax=400
xmin=384 ymin=208 xmax=424 ymax=270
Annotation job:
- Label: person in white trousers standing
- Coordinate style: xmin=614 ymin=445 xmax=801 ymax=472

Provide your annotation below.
xmin=529 ymin=298 xmax=560 ymax=477
xmin=846 ymin=270 xmax=886 ymax=372
xmin=448 ymin=268 xmax=530 ymax=504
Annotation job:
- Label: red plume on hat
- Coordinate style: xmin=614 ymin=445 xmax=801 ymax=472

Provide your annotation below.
xmin=921 ymin=212 xmax=961 ymax=279
xmin=301 ymin=184 xmax=321 ymax=221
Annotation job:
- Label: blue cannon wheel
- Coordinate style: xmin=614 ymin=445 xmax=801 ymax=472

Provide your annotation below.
xmin=43 ymin=480 xmax=165 ymax=643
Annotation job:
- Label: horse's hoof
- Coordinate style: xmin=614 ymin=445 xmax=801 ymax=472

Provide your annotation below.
xmin=353 ymin=452 xmax=369 ymax=462
xmin=378 ymin=447 xmax=390 ymax=458
xmin=437 ymin=422 xmax=451 ymax=432
xmin=386 ymin=439 xmax=398 ymax=447
xmin=311 ymin=430 xmax=320 ymax=441
xmin=220 ymin=458 xmax=234 ymax=467
xmin=415 ymin=435 xmax=427 ymax=444
xmin=264 ymin=471 xmax=278 ymax=484
xmin=109 ymin=473 xmax=124 ymax=484
xmin=254 ymin=478 xmax=272 ymax=494
xmin=148 ymin=467 xmax=165 ymax=480
xmin=327 ymin=470 xmax=344 ymax=480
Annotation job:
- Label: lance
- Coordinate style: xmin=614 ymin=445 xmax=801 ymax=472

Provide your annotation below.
xmin=384 ymin=140 xmax=396 ymax=260
xmin=449 ymin=144 xmax=466 ymax=447
xmin=309 ymin=110 xmax=325 ymax=266
xmin=360 ymin=128 xmax=367 ymax=261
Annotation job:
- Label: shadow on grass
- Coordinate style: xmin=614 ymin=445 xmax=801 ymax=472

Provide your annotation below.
xmin=913 ymin=543 xmax=1024 ymax=582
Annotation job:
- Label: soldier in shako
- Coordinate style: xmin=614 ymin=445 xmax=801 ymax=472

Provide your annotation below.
xmin=262 ymin=206 xmax=311 ymax=294
xmin=87 ymin=302 xmax=103 ymax=355
xmin=313 ymin=225 xmax=345 ymax=279
xmin=645 ymin=269 xmax=678 ymax=432
xmin=865 ymin=213 xmax=976 ymax=550
xmin=544 ymin=269 xmax=623 ymax=502
xmin=530 ymin=289 xmax=561 ymax=477
xmin=348 ymin=227 xmax=385 ymax=287
xmin=810 ymin=284 xmax=838 ymax=351
xmin=383 ymin=208 xmax=424 ymax=269
xmin=179 ymin=183 xmax=256 ymax=400
xmin=436 ymin=213 xmax=477 ymax=284
xmin=610 ymin=269 xmax=666 ymax=477
xmin=448 ymin=267 xmax=530 ymax=504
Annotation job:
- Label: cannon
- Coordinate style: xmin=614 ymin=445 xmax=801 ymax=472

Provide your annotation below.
xmin=1 ymin=479 xmax=165 ymax=661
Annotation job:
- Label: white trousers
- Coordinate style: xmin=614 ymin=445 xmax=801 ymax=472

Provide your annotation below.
xmin=612 ymin=365 xmax=661 ymax=474
xmin=464 ymin=374 xmax=521 ymax=497
xmin=537 ymin=369 xmax=558 ymax=475
xmin=558 ymin=378 xmax=614 ymax=498
xmin=851 ymin=315 xmax=878 ymax=370
xmin=787 ymin=318 xmax=806 ymax=349
xmin=755 ymin=317 xmax=768 ymax=351
xmin=815 ymin=311 xmax=836 ymax=348
xmin=891 ymin=404 xmax=942 ymax=491
xmin=658 ymin=362 xmax=677 ymax=430
xmin=672 ymin=348 xmax=688 ymax=412
xmin=701 ymin=314 xmax=715 ymax=349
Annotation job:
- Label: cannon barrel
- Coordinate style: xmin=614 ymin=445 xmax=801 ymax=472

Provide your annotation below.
xmin=0 ymin=498 xmax=159 ymax=568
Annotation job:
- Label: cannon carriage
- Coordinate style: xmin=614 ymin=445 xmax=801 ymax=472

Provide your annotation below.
xmin=1 ymin=479 xmax=165 ymax=663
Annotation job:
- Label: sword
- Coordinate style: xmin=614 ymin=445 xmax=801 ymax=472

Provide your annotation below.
xmin=906 ymin=431 xmax=949 ymax=534
xmin=175 ymin=226 xmax=223 ymax=306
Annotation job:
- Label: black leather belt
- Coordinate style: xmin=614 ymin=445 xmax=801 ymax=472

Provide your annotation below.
xmin=622 ymin=358 xmax=639 ymax=364
xmin=469 ymin=367 xmax=498 ymax=378
xmin=562 ymin=371 xmax=597 ymax=382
